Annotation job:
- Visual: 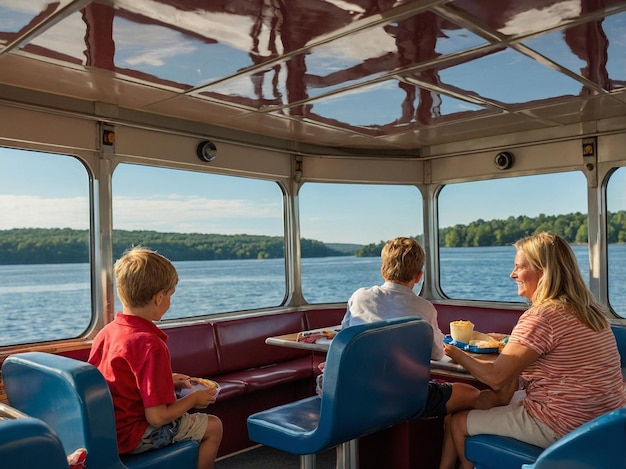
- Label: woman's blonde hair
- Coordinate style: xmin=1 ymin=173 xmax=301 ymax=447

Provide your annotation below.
xmin=381 ymin=237 xmax=424 ymax=283
xmin=114 ymin=246 xmax=178 ymax=308
xmin=514 ymin=232 xmax=608 ymax=331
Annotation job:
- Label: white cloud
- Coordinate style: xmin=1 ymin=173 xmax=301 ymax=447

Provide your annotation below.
xmin=500 ymin=1 xmax=581 ymax=36
xmin=0 ymin=194 xmax=282 ymax=235
xmin=0 ymin=195 xmax=89 ymax=229
xmin=112 ymin=195 xmax=281 ymax=233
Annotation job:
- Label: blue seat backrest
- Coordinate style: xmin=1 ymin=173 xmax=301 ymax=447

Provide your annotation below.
xmin=0 ymin=416 xmax=70 ymax=468
xmin=2 ymin=351 xmax=126 ymax=469
xmin=611 ymin=323 xmax=626 ymax=373
xmin=521 ymin=407 xmax=626 ymax=469
xmin=317 ymin=316 xmax=433 ymax=447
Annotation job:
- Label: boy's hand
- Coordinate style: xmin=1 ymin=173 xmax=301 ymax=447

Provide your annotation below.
xmin=192 ymin=386 xmax=218 ymax=409
xmin=173 ymin=373 xmax=191 ymax=391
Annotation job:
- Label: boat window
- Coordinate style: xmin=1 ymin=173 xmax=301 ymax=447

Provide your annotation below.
xmin=437 ymin=172 xmax=588 ymax=302
xmin=607 ymin=167 xmax=626 ymax=318
xmin=0 ymin=148 xmax=91 ymax=346
xmin=112 ymin=164 xmax=285 ymax=318
xmin=299 ymin=183 xmax=423 ymax=304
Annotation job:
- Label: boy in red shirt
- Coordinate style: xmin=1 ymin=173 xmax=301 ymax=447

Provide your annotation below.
xmin=89 ymin=246 xmax=222 ymax=469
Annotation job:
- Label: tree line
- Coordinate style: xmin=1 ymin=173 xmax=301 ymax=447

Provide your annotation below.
xmin=0 ymin=229 xmax=350 ymax=265
xmin=440 ymin=211 xmax=626 ymax=247
xmin=1 ymin=211 xmax=625 ymax=264
xmin=354 ymin=211 xmax=626 ymax=256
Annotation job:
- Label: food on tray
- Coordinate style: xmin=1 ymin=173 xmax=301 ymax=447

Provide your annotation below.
xmin=445 ymin=329 xmax=507 ymax=353
xmin=468 ymin=331 xmax=500 ymax=349
xmin=469 ymin=338 xmax=500 ymax=349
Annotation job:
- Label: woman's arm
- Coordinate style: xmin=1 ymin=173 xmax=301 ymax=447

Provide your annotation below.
xmin=444 ymin=342 xmax=539 ymax=390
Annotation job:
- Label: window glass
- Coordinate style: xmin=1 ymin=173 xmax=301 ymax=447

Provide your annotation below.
xmin=112 ymin=164 xmax=285 ymax=318
xmin=0 ymin=148 xmax=91 ymax=346
xmin=607 ymin=167 xmax=626 ymax=318
xmin=438 ymin=172 xmax=588 ymax=302
xmin=299 ymin=183 xmax=423 ymax=304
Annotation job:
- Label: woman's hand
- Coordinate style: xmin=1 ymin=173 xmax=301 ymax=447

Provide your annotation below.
xmin=444 ymin=343 xmax=465 ymax=362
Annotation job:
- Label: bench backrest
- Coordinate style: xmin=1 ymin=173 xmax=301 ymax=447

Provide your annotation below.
xmin=213 ymin=311 xmax=308 ymax=374
xmin=317 ymin=316 xmax=433 ymax=448
xmin=164 ymin=311 xmax=309 ymax=378
xmin=434 ymin=303 xmax=523 ymax=335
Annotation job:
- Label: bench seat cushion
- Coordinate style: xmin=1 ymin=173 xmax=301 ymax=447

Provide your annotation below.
xmin=210 ymin=380 xmax=247 ymax=400
xmin=217 ymin=357 xmax=314 ymax=392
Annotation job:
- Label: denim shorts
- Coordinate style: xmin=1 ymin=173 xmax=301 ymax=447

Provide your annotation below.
xmin=130 ymin=412 xmax=208 ymax=454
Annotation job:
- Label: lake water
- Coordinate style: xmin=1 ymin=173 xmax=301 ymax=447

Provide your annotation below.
xmin=1 ymin=245 xmax=625 ymax=346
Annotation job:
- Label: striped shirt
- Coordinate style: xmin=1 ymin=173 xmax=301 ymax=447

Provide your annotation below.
xmin=510 ymin=305 xmax=626 ymax=436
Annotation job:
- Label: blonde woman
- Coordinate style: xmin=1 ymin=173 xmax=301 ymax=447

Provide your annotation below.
xmin=440 ymin=232 xmax=626 ymax=469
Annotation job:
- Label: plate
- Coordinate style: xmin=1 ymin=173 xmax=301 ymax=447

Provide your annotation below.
xmin=177 ymin=379 xmax=220 ymax=398
xmin=443 ymin=335 xmax=499 ymax=354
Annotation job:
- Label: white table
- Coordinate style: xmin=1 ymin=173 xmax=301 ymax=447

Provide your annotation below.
xmin=265 ymin=326 xmax=497 ymax=376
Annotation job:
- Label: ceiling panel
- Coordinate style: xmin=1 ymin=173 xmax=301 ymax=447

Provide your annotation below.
xmin=0 ymin=0 xmax=624 ymax=153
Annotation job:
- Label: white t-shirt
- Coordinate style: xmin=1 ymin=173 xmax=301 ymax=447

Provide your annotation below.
xmin=341 ymin=281 xmax=445 ymax=360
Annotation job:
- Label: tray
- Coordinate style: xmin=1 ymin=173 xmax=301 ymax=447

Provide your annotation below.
xmin=443 ymin=334 xmax=499 ymax=354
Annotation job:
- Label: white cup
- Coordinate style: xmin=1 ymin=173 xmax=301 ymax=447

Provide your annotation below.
xmin=450 ymin=320 xmax=474 ymax=343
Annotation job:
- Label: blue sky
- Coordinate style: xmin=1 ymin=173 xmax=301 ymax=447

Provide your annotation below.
xmin=1 ymin=148 xmax=625 ymax=245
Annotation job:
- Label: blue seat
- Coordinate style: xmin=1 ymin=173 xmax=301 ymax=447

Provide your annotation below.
xmin=611 ymin=323 xmax=626 ymax=377
xmin=522 ymin=407 xmax=626 ymax=469
xmin=465 ymin=434 xmax=542 ymax=469
xmin=466 ymin=323 xmax=626 ymax=469
xmin=2 ymin=351 xmax=198 ymax=469
xmin=0 ymin=415 xmax=70 ymax=468
xmin=247 ymin=316 xmax=433 ymax=469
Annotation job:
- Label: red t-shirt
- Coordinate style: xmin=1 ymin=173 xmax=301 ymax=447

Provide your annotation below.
xmin=88 ymin=313 xmax=176 ymax=453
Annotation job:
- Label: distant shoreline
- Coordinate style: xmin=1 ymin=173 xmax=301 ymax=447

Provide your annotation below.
xmin=2 ymin=212 xmax=626 ymax=265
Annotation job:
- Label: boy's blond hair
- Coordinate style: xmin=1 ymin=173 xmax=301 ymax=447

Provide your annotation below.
xmin=381 ymin=237 xmax=425 ymax=283
xmin=114 ymin=246 xmax=178 ymax=308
